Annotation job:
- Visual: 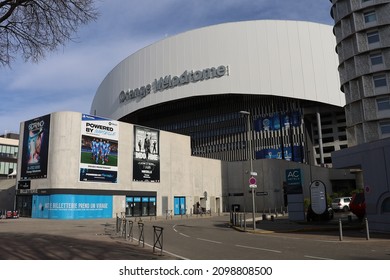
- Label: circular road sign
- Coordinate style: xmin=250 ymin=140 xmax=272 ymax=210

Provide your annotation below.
xmin=249 ymin=176 xmax=256 ymax=185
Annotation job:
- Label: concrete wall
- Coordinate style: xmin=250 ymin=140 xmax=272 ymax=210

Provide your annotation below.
xmin=16 ymin=111 xmax=355 ymax=219
xmin=0 ymin=179 xmax=16 ymax=212
xmin=332 ymin=137 xmax=390 ymax=232
xmin=222 ymin=159 xmax=355 ymax=213
xmin=17 ymin=111 xmax=222 ymax=217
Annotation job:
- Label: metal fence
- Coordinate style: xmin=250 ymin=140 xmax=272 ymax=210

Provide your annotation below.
xmin=115 ymin=215 xmax=164 ymax=254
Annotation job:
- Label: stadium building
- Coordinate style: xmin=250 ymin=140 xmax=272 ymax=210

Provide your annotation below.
xmin=15 ymin=20 xmax=355 ymax=219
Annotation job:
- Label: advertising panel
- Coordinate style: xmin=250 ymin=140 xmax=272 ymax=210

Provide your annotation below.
xmin=21 ymin=114 xmax=51 ymax=180
xmin=133 ymin=125 xmax=160 ymax=182
xmin=255 ymin=111 xmax=301 ymax=131
xmin=31 ymin=194 xmax=113 ymax=219
xmin=79 ymin=114 xmax=118 ymax=183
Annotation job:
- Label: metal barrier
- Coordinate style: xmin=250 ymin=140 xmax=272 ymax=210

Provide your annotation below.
xmin=153 ymin=226 xmax=164 ymax=255
xmin=116 ymin=214 xmax=120 ymax=233
xmin=126 ymin=220 xmax=134 ymax=241
xmin=138 ymin=222 xmax=144 ymax=247
xmin=121 ymin=218 xmax=127 ymax=238
xmin=165 ymin=210 xmax=172 ymax=220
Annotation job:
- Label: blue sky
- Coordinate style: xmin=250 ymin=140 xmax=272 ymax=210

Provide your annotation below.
xmin=0 ymin=0 xmax=334 ymax=135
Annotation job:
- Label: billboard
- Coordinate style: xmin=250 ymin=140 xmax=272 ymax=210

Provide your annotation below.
xmin=79 ymin=114 xmax=119 ymax=183
xmin=31 ymin=194 xmax=113 ymax=219
xmin=133 ymin=125 xmax=160 ymax=182
xmin=21 ymin=114 xmax=51 ymax=180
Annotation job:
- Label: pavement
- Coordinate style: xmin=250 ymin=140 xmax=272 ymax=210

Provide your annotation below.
xmin=233 ymin=212 xmax=390 ymax=240
xmin=0 ymin=217 xmax=179 ymax=260
xmin=1 ymin=213 xmax=389 ymax=260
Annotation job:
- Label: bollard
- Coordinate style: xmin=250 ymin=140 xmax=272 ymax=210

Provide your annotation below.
xmin=365 ymin=218 xmax=370 ymax=240
xmin=244 ymin=212 xmax=247 ymax=231
xmin=339 ymin=219 xmax=343 ymax=241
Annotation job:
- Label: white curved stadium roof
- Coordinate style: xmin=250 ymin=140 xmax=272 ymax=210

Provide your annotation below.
xmin=91 ymin=20 xmax=344 ymax=119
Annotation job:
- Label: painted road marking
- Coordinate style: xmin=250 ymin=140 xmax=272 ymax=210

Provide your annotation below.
xmin=235 ymin=244 xmax=282 ymax=253
xmin=197 ymin=238 xmax=222 ymax=244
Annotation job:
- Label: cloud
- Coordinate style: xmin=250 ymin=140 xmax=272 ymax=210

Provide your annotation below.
xmin=0 ymin=0 xmax=334 ymax=135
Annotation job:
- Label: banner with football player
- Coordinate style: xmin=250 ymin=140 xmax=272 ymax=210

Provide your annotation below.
xmin=79 ymin=114 xmax=119 ymax=183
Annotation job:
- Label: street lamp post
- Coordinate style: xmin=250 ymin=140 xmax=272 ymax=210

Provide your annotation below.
xmin=240 ymin=110 xmax=256 ymax=230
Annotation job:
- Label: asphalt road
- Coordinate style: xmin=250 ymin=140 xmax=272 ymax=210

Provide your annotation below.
xmin=1 ymin=213 xmax=389 ymax=260
xmin=141 ymin=214 xmax=390 ymax=260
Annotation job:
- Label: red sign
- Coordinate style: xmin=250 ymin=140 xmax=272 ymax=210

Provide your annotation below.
xmin=249 ymin=176 xmax=256 ymax=185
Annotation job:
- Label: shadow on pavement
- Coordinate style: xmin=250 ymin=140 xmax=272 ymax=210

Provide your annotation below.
xmin=0 ymin=232 xmax=180 ymax=260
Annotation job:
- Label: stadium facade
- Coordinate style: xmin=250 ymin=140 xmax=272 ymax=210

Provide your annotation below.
xmin=91 ymin=20 xmax=348 ymax=167
xmin=15 ymin=20 xmax=356 ymax=219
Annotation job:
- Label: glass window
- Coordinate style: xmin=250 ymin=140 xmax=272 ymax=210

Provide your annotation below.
xmin=370 ymin=53 xmax=383 ymax=66
xmin=367 ymin=31 xmax=380 ymax=44
xmin=376 ymin=97 xmax=390 ymax=111
xmin=380 ymin=121 xmax=390 ymax=135
xmin=364 ymin=11 xmax=377 ymax=23
xmin=373 ymin=74 xmax=387 ymax=88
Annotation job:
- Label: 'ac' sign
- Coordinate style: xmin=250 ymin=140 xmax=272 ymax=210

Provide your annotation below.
xmin=286 ymin=169 xmax=302 ymax=186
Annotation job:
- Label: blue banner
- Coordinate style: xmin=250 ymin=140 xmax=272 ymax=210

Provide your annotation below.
xmin=256 ymin=145 xmax=303 ymax=162
xmin=255 ymin=111 xmax=301 ymax=131
xmin=32 ymin=194 xmax=113 ymax=219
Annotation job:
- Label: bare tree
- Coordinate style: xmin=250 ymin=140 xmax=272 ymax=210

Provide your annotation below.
xmin=0 ymin=0 xmax=98 ymax=67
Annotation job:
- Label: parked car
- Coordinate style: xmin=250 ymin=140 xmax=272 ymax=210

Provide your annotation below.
xmin=350 ymin=193 xmax=366 ymax=219
xmin=5 ymin=210 xmax=19 ymax=219
xmin=331 ymin=197 xmax=352 ymax=212
xmin=306 ymin=204 xmax=334 ymax=222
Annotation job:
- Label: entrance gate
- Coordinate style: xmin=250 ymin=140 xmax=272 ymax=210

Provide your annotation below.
xmin=174 ymin=196 xmax=186 ymax=215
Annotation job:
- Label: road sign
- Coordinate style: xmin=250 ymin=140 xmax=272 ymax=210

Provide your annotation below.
xmin=256 ymin=191 xmax=268 ymax=196
xmin=249 ymin=184 xmax=257 ymax=189
xmin=249 ymin=176 xmax=256 ymax=185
